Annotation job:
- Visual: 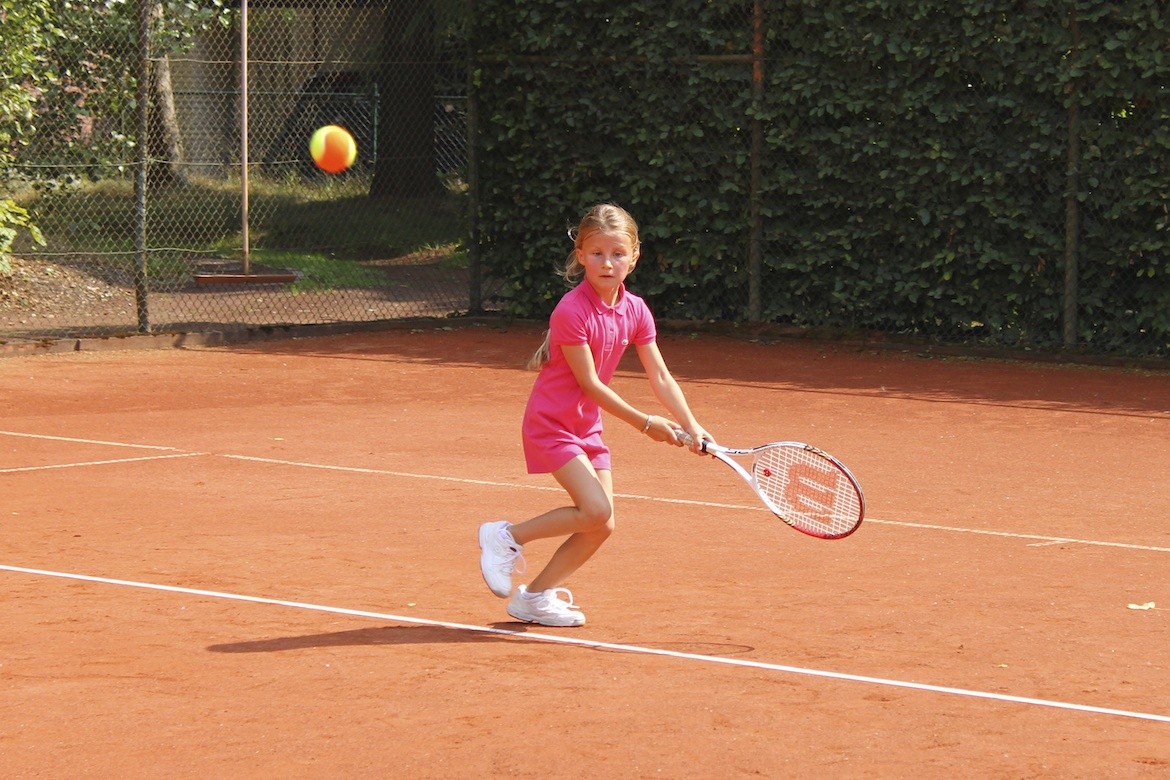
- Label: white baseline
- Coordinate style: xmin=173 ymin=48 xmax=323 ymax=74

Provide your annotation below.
xmin=1 ymin=563 xmax=1168 ymax=725
xmin=1 ymin=427 xmax=1166 ymax=554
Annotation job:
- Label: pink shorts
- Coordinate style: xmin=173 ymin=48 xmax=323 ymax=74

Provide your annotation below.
xmin=523 ymin=430 xmax=611 ymax=474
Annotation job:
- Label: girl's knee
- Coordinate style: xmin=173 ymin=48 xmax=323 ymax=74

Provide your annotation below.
xmin=578 ymin=497 xmax=614 ymax=530
xmin=595 ymin=514 xmax=616 ymax=538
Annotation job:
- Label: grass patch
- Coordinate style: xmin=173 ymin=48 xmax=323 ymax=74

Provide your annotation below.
xmin=16 ymin=174 xmax=466 ymax=288
xmin=248 ymin=250 xmax=385 ymax=291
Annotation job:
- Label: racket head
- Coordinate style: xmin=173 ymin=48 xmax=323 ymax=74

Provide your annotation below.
xmin=748 ymin=442 xmax=864 ymax=539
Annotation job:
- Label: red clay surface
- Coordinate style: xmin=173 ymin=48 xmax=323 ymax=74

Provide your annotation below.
xmin=2 ymin=323 xmax=1169 ymax=778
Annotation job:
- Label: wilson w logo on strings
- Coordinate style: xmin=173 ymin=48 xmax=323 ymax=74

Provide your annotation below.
xmin=782 ymin=462 xmax=843 ymax=514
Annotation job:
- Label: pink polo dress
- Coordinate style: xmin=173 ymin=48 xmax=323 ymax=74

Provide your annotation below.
xmin=522 ymin=281 xmax=657 ymax=474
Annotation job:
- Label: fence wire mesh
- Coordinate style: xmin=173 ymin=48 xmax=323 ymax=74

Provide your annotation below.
xmin=2 ymin=1 xmax=477 ymax=339
xmin=3 ymin=1 xmax=1168 ymax=359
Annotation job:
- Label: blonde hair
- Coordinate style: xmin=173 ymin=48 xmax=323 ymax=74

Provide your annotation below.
xmin=527 ymin=204 xmax=641 ymax=370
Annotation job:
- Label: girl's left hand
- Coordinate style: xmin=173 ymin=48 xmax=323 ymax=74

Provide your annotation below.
xmin=677 ymin=426 xmax=712 ymax=455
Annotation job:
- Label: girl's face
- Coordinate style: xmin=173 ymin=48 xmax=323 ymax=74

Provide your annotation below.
xmin=576 ymin=229 xmax=639 ymax=304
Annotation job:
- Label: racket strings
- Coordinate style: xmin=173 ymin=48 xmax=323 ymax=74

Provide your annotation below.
xmin=752 ymin=446 xmax=862 ymax=538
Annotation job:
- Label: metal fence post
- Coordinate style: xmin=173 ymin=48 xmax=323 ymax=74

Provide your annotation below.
xmin=748 ymin=0 xmax=765 ymax=322
xmin=1062 ymin=9 xmax=1081 ymax=350
xmin=134 ymin=0 xmax=151 ymax=333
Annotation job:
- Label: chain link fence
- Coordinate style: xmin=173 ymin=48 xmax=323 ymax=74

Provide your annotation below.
xmin=2 ymin=1 xmax=481 ymax=339
xmin=471 ymin=1 xmax=1169 ymax=359
xmin=3 ymin=1 xmax=1168 ymax=359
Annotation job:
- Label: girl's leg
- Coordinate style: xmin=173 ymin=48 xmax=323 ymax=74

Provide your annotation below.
xmin=509 ymin=455 xmax=612 ymax=545
xmin=511 ymin=456 xmax=615 ymax=593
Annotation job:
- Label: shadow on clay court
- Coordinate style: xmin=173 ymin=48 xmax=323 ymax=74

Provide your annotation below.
xmin=213 ymin=322 xmax=1170 ymax=418
xmin=207 ymin=624 xmax=524 ymax=652
xmin=207 ymin=624 xmax=755 ymax=658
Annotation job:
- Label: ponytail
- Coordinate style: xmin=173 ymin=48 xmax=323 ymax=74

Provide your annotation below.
xmin=527 ymin=330 xmax=551 ymax=370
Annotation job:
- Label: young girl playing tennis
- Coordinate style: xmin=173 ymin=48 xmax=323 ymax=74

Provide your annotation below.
xmin=479 ymin=203 xmax=711 ymax=626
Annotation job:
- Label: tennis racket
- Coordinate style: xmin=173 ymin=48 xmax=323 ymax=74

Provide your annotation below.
xmin=679 ymin=433 xmax=864 ymax=539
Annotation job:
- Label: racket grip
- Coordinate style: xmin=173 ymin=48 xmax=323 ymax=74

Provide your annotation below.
xmin=677 ymin=431 xmax=710 ymax=453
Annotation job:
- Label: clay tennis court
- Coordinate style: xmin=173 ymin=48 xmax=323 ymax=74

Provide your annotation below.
xmin=2 ymin=323 xmax=1168 ymax=777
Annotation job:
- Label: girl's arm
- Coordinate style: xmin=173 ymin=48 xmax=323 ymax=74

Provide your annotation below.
xmin=560 ymin=343 xmax=653 ymax=432
xmin=560 ymin=342 xmax=710 ymax=451
xmin=634 ymin=341 xmax=710 ymax=451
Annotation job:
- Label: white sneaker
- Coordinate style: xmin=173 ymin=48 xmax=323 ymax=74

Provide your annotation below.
xmin=506 ymin=584 xmax=586 ymax=627
xmin=478 ymin=521 xmax=525 ymax=598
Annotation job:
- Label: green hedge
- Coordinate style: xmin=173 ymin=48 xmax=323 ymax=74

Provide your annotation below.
xmin=472 ymin=0 xmax=1170 ymax=356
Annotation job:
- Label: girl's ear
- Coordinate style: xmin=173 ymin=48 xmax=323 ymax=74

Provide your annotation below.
xmin=630 ymin=245 xmax=641 ymax=269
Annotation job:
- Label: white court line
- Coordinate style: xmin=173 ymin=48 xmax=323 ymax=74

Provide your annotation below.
xmin=870 ymin=518 xmax=1170 ymax=554
xmin=2 ymin=563 xmax=1168 ymax=726
xmin=0 ymin=452 xmax=205 ymax=474
xmin=224 ymin=454 xmax=1170 ymax=554
xmin=0 ymin=430 xmax=184 ymax=451
xmin=5 ymin=430 xmax=1168 ymax=553
xmin=222 ymin=454 xmax=753 ymax=511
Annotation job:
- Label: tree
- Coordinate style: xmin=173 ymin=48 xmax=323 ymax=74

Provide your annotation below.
xmin=369 ymin=1 xmax=441 ymax=199
xmin=145 ymin=1 xmax=231 ymax=186
xmin=147 ymin=2 xmax=194 ymax=187
xmin=14 ymin=0 xmax=228 ymax=188
xmin=0 ymin=0 xmax=51 ymax=270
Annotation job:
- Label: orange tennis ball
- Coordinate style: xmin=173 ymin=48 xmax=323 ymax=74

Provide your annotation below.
xmin=309 ymin=125 xmax=357 ymax=174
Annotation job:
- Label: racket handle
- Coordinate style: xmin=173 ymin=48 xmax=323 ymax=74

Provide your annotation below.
xmin=676 ymin=431 xmax=711 ymax=453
